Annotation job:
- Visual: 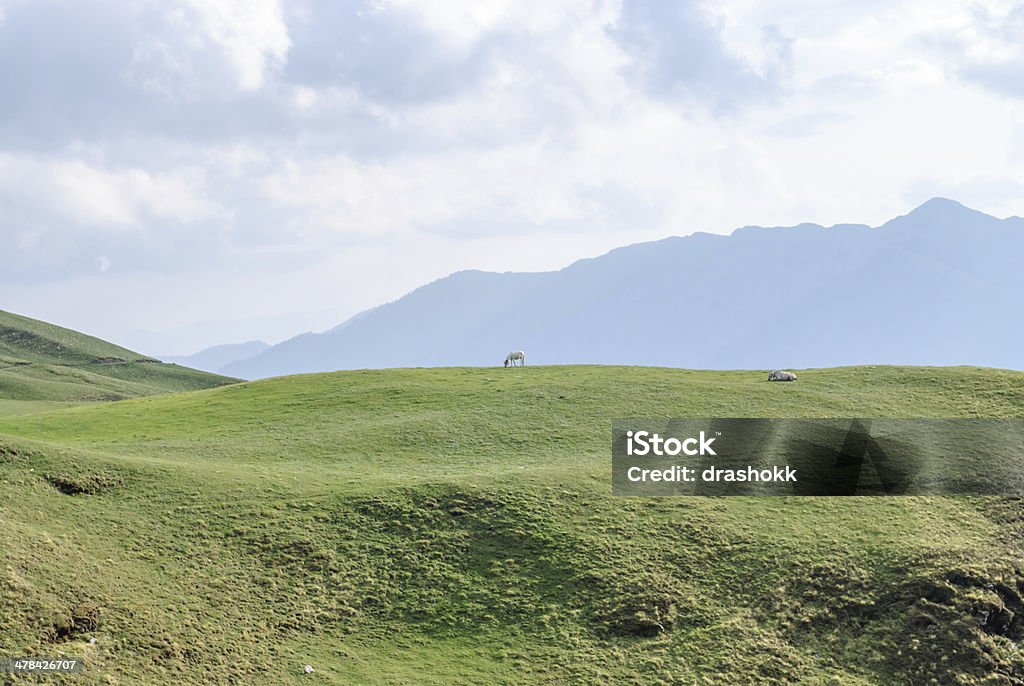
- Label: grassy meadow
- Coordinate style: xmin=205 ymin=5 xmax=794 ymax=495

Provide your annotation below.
xmin=2 ymin=365 xmax=1024 ymax=684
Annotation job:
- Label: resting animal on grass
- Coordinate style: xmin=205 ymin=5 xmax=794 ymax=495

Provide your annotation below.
xmin=504 ymin=351 xmax=525 ymax=367
xmin=768 ymin=370 xmax=797 ymax=381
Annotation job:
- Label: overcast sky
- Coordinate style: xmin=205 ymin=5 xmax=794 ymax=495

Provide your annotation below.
xmin=2 ymin=0 xmax=1023 ymax=354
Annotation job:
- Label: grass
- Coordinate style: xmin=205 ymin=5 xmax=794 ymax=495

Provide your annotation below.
xmin=0 ymin=309 xmax=143 ymax=366
xmin=0 ymin=309 xmax=235 ymax=410
xmin=2 ymin=365 xmax=1024 ymax=684
xmin=0 ymin=400 xmax=77 ymax=418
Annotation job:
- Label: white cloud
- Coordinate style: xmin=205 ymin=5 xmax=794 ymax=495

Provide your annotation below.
xmin=177 ymin=0 xmax=290 ymax=91
xmin=0 ymin=153 xmax=224 ymax=229
xmin=923 ymin=2 xmax=1024 ymax=98
xmin=259 ymin=147 xmax=587 ymax=239
xmin=125 ymin=0 xmax=290 ymax=97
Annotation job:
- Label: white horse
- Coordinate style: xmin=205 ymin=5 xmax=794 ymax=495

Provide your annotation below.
xmin=768 ymin=370 xmax=797 ymax=381
xmin=504 ymin=351 xmax=525 ymax=367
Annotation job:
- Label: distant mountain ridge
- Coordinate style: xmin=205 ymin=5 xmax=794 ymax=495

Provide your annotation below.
xmin=224 ymin=198 xmax=1024 ymax=378
xmin=161 ymin=340 xmax=270 ymax=375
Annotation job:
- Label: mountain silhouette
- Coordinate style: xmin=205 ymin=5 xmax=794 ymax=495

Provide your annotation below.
xmin=224 ymin=199 xmax=1024 ymax=378
xmin=160 ymin=340 xmax=270 ymax=375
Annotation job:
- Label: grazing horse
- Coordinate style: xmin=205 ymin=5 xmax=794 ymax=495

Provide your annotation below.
xmin=768 ymin=370 xmax=797 ymax=381
xmin=504 ymin=351 xmax=525 ymax=367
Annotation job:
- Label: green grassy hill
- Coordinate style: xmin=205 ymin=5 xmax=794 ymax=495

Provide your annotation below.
xmin=0 ymin=309 xmax=236 ymax=415
xmin=2 ymin=366 xmax=1024 ymax=684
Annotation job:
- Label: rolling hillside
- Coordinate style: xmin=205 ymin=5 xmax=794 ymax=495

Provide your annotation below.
xmin=0 ymin=309 xmax=236 ymax=415
xmin=2 ymin=365 xmax=1024 ymax=684
xmin=225 ymin=198 xmax=1024 ymax=378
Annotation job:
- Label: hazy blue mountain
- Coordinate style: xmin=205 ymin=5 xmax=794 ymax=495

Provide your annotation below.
xmin=161 ymin=340 xmax=269 ymax=376
xmin=224 ymin=199 xmax=1024 ymax=378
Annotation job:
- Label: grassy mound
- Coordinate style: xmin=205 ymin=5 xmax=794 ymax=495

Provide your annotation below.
xmin=0 ymin=309 xmax=235 ymax=413
xmin=2 ymin=365 xmax=1024 ymax=684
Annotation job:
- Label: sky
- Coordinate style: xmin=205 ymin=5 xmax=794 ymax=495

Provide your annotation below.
xmin=2 ymin=0 xmax=1023 ymax=355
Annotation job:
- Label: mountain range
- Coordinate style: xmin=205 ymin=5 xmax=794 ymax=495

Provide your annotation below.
xmin=160 ymin=340 xmax=269 ymax=375
xmin=215 ymin=198 xmax=1024 ymax=378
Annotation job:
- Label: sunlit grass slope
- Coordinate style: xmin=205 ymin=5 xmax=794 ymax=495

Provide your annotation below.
xmin=2 ymin=365 xmax=1024 ymax=684
xmin=0 ymin=309 xmax=235 ymax=412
